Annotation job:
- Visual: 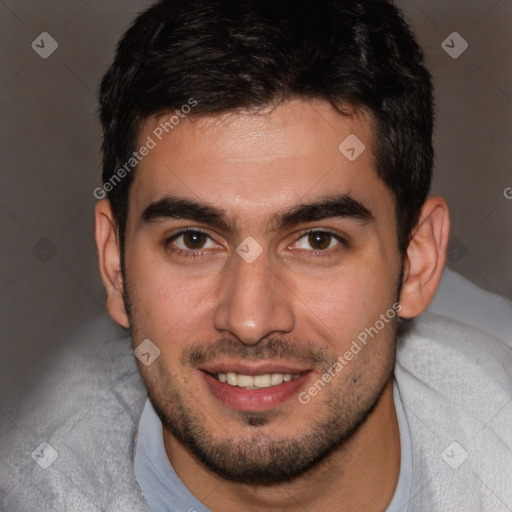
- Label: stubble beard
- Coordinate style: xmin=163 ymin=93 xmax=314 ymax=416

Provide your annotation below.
xmin=122 ymin=270 xmax=400 ymax=486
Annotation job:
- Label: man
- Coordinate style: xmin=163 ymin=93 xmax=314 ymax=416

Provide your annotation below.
xmin=2 ymin=0 xmax=511 ymax=511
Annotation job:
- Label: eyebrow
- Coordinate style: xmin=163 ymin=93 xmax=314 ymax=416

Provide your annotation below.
xmin=275 ymin=194 xmax=373 ymax=230
xmin=142 ymin=196 xmax=232 ymax=231
xmin=141 ymin=194 xmax=374 ymax=232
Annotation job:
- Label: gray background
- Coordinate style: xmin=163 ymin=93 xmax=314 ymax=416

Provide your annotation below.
xmin=0 ymin=0 xmax=511 ymax=430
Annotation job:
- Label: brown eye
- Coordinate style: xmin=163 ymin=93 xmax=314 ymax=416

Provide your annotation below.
xmin=181 ymin=231 xmax=208 ymax=249
xmin=292 ymin=230 xmax=345 ymax=253
xmin=308 ymin=231 xmax=333 ymax=250
xmin=165 ymin=229 xmax=220 ymax=259
xmin=168 ymin=230 xmax=216 ymax=252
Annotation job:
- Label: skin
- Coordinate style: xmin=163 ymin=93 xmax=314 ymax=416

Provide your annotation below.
xmin=95 ymin=98 xmax=450 ymax=511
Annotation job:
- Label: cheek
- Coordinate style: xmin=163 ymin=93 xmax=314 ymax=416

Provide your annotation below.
xmin=128 ymin=245 xmax=185 ymax=302
xmin=136 ymin=353 xmax=199 ymax=407
xmin=291 ymin=260 xmax=399 ymax=346
xmin=126 ymin=250 xmax=221 ymax=343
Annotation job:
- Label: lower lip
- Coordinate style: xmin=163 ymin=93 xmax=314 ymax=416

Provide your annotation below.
xmin=200 ymin=371 xmax=312 ymax=412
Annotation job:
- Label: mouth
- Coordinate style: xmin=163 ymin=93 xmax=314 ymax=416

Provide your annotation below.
xmin=214 ymin=371 xmax=302 ymax=388
xmin=198 ymin=363 xmax=313 ymax=412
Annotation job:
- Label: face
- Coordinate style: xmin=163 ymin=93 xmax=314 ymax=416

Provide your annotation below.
xmin=122 ymin=99 xmax=403 ymax=485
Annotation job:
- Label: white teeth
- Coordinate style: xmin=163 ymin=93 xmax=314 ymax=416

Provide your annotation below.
xmin=215 ymin=371 xmax=301 ymax=388
xmin=270 ymin=373 xmax=284 ymax=385
xmin=237 ymin=374 xmax=254 ymax=387
xmin=253 ymin=374 xmax=272 ymax=388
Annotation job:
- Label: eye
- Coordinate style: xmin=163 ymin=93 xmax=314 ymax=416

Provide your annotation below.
xmin=167 ymin=230 xmax=218 ymax=252
xmin=293 ymin=230 xmax=345 ymax=252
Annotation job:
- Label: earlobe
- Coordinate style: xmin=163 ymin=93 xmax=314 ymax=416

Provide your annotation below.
xmin=94 ymin=199 xmax=130 ymax=328
xmin=398 ymin=197 xmax=450 ymax=319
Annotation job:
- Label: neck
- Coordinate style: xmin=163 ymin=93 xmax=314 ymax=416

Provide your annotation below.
xmin=163 ymin=378 xmax=400 ymax=512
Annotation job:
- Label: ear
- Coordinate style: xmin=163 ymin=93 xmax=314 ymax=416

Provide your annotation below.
xmin=94 ymin=199 xmax=130 ymax=328
xmin=398 ymin=196 xmax=450 ymax=318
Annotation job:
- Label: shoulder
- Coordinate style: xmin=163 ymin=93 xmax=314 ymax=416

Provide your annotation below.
xmin=395 ymin=312 xmax=512 ymax=510
xmin=428 ymin=266 xmax=512 ymax=347
xmin=396 ymin=311 xmax=512 ymax=399
xmin=0 ymin=313 xmax=149 ymax=512
xmin=396 ymin=311 xmax=512 ymax=433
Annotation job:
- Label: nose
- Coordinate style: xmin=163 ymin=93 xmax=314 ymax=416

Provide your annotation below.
xmin=213 ymin=249 xmax=295 ymax=345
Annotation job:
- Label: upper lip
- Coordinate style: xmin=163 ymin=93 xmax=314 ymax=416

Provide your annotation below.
xmin=199 ymin=361 xmax=312 ymax=376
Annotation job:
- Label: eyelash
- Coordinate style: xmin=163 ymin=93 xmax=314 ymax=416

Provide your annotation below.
xmin=164 ymin=228 xmax=214 ymax=259
xmin=164 ymin=228 xmax=348 ymax=259
xmin=294 ymin=229 xmax=348 ymax=256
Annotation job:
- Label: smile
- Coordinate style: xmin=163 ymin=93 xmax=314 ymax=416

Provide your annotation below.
xmin=214 ymin=372 xmax=302 ymax=389
xmin=199 ymin=366 xmax=313 ymax=412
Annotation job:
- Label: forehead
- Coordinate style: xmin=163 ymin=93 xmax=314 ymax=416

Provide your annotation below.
xmin=128 ymin=98 xmax=395 ymax=232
